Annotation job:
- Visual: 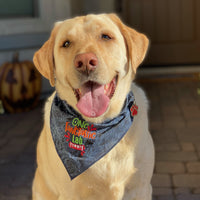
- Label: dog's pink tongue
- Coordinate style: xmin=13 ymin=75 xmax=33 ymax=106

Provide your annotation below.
xmin=76 ymin=83 xmax=109 ymax=118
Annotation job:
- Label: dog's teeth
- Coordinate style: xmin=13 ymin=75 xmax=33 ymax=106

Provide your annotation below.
xmin=105 ymin=84 xmax=109 ymax=91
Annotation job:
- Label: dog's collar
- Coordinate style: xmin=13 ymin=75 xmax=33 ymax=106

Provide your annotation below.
xmin=50 ymin=92 xmax=138 ymax=180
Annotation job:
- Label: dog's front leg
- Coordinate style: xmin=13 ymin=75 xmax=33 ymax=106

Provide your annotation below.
xmin=123 ymin=171 xmax=153 ymax=200
xmin=124 ymin=132 xmax=154 ymax=200
xmin=32 ymin=169 xmax=58 ymax=200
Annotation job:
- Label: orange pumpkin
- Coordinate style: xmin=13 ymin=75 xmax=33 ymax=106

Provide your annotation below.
xmin=0 ymin=53 xmax=42 ymax=113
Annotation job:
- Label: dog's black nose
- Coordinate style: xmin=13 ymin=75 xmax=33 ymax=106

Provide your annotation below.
xmin=74 ymin=53 xmax=98 ymax=74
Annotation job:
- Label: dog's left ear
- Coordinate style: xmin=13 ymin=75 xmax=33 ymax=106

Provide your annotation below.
xmin=33 ymin=22 xmax=62 ymax=87
xmin=108 ymin=14 xmax=149 ymax=74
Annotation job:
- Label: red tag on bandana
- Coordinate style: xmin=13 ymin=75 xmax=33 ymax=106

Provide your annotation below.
xmin=130 ymin=103 xmax=138 ymax=116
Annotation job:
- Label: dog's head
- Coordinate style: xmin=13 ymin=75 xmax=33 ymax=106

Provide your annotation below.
xmin=34 ymin=14 xmax=149 ymax=123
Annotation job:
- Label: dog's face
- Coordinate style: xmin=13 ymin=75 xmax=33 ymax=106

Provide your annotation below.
xmin=34 ymin=14 xmax=149 ymax=123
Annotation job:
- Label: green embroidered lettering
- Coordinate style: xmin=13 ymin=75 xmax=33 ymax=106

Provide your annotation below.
xmin=72 ymin=118 xmax=79 ymax=126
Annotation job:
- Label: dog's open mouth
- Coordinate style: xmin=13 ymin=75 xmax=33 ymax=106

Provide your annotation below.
xmin=74 ymin=76 xmax=118 ymax=118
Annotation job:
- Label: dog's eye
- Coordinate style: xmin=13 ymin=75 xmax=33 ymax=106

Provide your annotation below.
xmin=101 ymin=34 xmax=112 ymax=40
xmin=63 ymin=40 xmax=71 ymax=48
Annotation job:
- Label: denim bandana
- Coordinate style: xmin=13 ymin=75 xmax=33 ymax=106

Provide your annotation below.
xmin=50 ymin=91 xmax=138 ymax=180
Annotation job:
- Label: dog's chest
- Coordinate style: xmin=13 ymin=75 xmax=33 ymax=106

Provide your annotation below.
xmin=86 ymin=136 xmax=135 ymax=184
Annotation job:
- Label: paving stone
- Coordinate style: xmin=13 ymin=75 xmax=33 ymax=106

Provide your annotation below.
xmin=176 ymin=194 xmax=200 ymax=200
xmin=0 ymin=161 xmax=33 ymax=179
xmin=0 ymin=185 xmax=11 ymax=195
xmin=150 ymin=120 xmax=163 ymax=130
xmin=155 ymin=143 xmax=180 ymax=152
xmin=152 ymin=174 xmax=172 ymax=187
xmin=194 ymin=142 xmax=200 ymax=151
xmin=0 ymin=137 xmax=31 ymax=164
xmin=174 ymin=187 xmax=191 ymax=195
xmin=161 ymin=98 xmax=178 ymax=107
xmin=150 ymin=101 xmax=162 ymax=112
xmin=7 ymin=117 xmax=42 ymax=138
xmin=186 ymin=119 xmax=200 ymax=128
xmin=180 ymin=143 xmax=195 ymax=151
xmin=0 ymin=115 xmax=19 ymax=137
xmin=16 ymin=152 xmax=36 ymax=165
xmin=156 ymin=195 xmax=175 ymax=200
xmin=155 ymin=161 xmax=185 ymax=174
xmin=151 ymin=130 xmax=177 ymax=144
xmin=163 ymin=117 xmax=185 ymax=129
xmin=173 ymin=174 xmax=200 ymax=187
xmin=0 ymin=165 xmax=15 ymax=187
xmin=186 ymin=162 xmax=200 ymax=173
xmin=193 ymin=188 xmax=200 ymax=194
xmin=161 ymin=105 xmax=182 ymax=116
xmin=0 ymin=194 xmax=30 ymax=200
xmin=183 ymin=111 xmax=200 ymax=121
xmin=176 ymin=128 xmax=200 ymax=142
xmin=153 ymin=188 xmax=173 ymax=195
xmin=156 ymin=151 xmax=198 ymax=162
xmin=0 ymin=137 xmax=8 ymax=148
xmin=181 ymin=104 xmax=200 ymax=115
xmin=7 ymin=186 xmax=31 ymax=196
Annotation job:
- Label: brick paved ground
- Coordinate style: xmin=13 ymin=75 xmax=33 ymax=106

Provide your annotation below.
xmin=139 ymin=75 xmax=200 ymax=200
xmin=0 ymin=73 xmax=200 ymax=200
xmin=0 ymin=103 xmax=43 ymax=200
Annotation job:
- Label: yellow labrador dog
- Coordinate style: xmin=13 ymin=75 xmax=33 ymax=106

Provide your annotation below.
xmin=32 ymin=14 xmax=154 ymax=200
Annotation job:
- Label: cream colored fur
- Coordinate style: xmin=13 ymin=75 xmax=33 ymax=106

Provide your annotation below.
xmin=32 ymin=14 xmax=155 ymax=200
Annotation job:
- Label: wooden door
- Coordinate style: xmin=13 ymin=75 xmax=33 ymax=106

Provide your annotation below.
xmin=122 ymin=0 xmax=200 ymax=65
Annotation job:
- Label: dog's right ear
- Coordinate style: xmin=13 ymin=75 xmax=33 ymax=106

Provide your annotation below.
xmin=33 ymin=22 xmax=62 ymax=87
xmin=108 ymin=14 xmax=149 ymax=75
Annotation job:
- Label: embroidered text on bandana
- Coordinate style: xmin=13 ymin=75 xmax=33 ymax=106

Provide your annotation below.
xmin=50 ymin=92 xmax=137 ymax=180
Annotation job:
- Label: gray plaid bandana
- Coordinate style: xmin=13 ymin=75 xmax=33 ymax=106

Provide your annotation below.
xmin=50 ymin=92 xmax=137 ymax=180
